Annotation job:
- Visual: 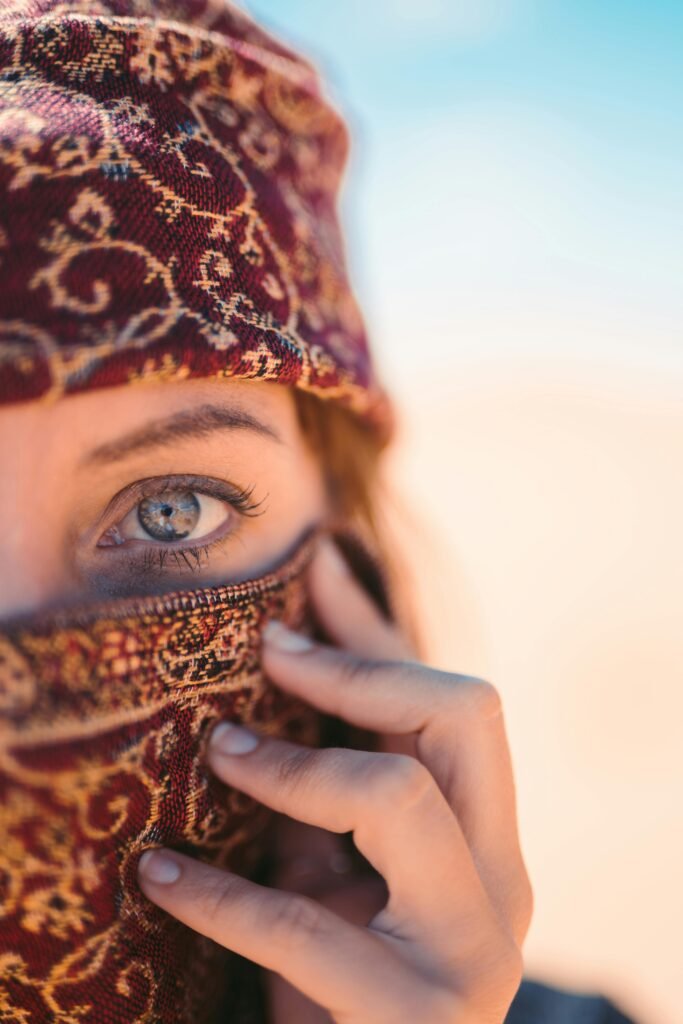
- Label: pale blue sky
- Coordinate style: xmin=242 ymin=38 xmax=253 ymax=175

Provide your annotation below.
xmin=245 ymin=1 xmax=683 ymax=390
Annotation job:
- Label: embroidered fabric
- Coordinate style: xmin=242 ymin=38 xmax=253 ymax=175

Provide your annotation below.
xmin=0 ymin=5 xmax=644 ymax=1018
xmin=0 ymin=529 xmax=329 ymax=1022
xmin=0 ymin=526 xmax=645 ymax=1024
xmin=0 ymin=0 xmax=393 ymax=441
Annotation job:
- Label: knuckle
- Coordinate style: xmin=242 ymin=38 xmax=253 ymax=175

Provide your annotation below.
xmin=516 ymin=871 xmax=535 ymax=938
xmin=365 ymin=753 xmax=433 ymax=811
xmin=334 ymin=654 xmax=420 ymax=719
xmin=274 ymin=745 xmax=321 ymax=792
xmin=459 ymin=934 xmax=524 ymax=1010
xmin=494 ymin=937 xmax=525 ymax=992
xmin=519 ymin=868 xmax=534 ymax=917
xmin=458 ymin=676 xmax=503 ymax=719
xmin=202 ymin=876 xmax=240 ymax=927
xmin=336 ymin=652 xmax=383 ymax=690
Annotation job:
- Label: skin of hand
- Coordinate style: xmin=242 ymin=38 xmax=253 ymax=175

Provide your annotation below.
xmin=137 ymin=535 xmax=534 ymax=1024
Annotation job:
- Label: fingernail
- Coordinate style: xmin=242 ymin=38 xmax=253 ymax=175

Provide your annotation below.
xmin=210 ymin=720 xmax=260 ymax=756
xmin=139 ymin=849 xmax=181 ymax=885
xmin=262 ymin=619 xmax=314 ymax=653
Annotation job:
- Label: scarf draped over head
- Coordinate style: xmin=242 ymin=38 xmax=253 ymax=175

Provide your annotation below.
xmin=0 ymin=0 xmax=393 ymax=443
xmin=0 ymin=2 xmax=392 ymax=1020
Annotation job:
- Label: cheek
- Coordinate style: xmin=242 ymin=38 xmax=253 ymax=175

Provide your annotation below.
xmin=246 ymin=445 xmax=329 ymax=556
xmin=278 ymin=449 xmax=329 ymax=523
xmin=1 ymin=398 xmax=127 ymax=589
xmin=208 ymin=443 xmax=323 ymax=583
xmin=0 ymin=493 xmax=79 ymax=619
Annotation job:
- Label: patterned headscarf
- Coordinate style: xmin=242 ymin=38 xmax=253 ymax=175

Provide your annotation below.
xmin=0 ymin=0 xmax=393 ymax=442
xmin=0 ymin=525 xmax=386 ymax=1024
xmin=0 ymin=530 xmax=323 ymax=1022
xmin=0 ymin=5 xmax=391 ymax=1021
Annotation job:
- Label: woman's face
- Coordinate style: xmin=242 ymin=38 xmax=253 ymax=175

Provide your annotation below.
xmin=0 ymin=378 xmax=328 ymax=620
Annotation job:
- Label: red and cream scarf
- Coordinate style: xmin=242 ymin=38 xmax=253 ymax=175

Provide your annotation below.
xmin=0 ymin=528 xmax=387 ymax=1023
xmin=0 ymin=532 xmax=323 ymax=1022
xmin=0 ymin=3 xmax=392 ymax=1019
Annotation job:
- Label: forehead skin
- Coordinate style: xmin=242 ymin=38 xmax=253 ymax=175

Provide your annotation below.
xmin=0 ymin=378 xmax=328 ymax=617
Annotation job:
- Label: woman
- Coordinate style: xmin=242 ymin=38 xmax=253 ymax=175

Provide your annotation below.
xmin=0 ymin=1 xmax=639 ymax=1022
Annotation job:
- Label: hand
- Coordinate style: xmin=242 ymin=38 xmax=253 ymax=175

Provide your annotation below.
xmin=137 ymin=537 xmax=533 ymax=1023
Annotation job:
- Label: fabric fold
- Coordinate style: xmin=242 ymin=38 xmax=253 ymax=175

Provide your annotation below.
xmin=0 ymin=528 xmax=324 ymax=1023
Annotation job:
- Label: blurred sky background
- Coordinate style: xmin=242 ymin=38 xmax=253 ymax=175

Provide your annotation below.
xmin=244 ymin=0 xmax=682 ymax=394
xmin=242 ymin=4 xmax=681 ymax=1023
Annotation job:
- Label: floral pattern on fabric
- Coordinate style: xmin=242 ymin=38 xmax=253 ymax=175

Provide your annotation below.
xmin=0 ymin=0 xmax=393 ymax=442
xmin=0 ymin=532 xmax=322 ymax=1023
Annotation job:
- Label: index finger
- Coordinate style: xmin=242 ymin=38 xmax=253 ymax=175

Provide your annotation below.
xmin=136 ymin=848 xmax=412 ymax=1019
xmin=263 ymin=587 xmax=532 ymax=946
xmin=308 ymin=536 xmax=414 ymax=661
xmin=308 ymin=536 xmax=418 ymax=759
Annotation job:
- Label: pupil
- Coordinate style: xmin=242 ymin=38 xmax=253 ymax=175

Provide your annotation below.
xmin=137 ymin=490 xmax=200 ymax=542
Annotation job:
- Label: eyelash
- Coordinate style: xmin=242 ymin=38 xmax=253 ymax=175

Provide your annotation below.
xmin=133 ymin=477 xmax=264 ymax=518
xmin=97 ymin=475 xmax=266 ymax=574
xmin=135 ymin=541 xmax=220 ymax=575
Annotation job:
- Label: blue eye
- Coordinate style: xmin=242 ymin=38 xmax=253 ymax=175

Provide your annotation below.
xmin=137 ymin=490 xmax=200 ymax=541
xmin=98 ymin=488 xmax=234 ymax=548
xmin=95 ymin=475 xmax=266 ymax=563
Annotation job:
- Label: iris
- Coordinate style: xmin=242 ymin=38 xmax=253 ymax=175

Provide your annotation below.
xmin=137 ymin=490 xmax=200 ymax=541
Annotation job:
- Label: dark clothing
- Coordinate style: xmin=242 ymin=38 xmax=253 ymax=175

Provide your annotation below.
xmin=225 ymin=960 xmax=644 ymax=1024
xmin=506 ymin=977 xmax=642 ymax=1023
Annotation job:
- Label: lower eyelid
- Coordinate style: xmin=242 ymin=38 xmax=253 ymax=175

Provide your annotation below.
xmin=113 ymin=531 xmax=238 ymax=581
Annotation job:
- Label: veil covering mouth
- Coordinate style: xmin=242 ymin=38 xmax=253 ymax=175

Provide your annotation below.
xmin=0 ymin=532 xmax=325 ymax=1023
xmin=0 ymin=1 xmax=394 ymax=1019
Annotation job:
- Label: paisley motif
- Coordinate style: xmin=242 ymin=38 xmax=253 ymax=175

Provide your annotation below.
xmin=0 ymin=531 xmax=323 ymax=1023
xmin=0 ymin=0 xmax=393 ymax=442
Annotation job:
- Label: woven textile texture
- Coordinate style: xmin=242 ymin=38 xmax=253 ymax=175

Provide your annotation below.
xmin=0 ymin=0 xmax=393 ymax=441
xmin=0 ymin=530 xmax=326 ymax=1023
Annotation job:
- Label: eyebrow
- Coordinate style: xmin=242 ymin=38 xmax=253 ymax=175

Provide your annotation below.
xmin=82 ymin=403 xmax=282 ymax=466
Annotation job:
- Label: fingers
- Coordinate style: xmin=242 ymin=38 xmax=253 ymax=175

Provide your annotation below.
xmin=262 ymin=618 xmax=452 ymax=737
xmin=136 ymin=847 xmax=415 ymax=1019
xmin=308 ymin=538 xmax=413 ymax=660
xmin=262 ymin=614 xmax=531 ymax=946
xmin=204 ymin=721 xmax=492 ymax=944
xmin=309 ymin=537 xmax=419 ymax=759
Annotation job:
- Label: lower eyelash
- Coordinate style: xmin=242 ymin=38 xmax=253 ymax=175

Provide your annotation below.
xmin=126 ymin=542 xmax=215 ymax=577
xmin=120 ymin=509 xmax=251 ymax=576
xmin=169 ymin=545 xmax=212 ymax=573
